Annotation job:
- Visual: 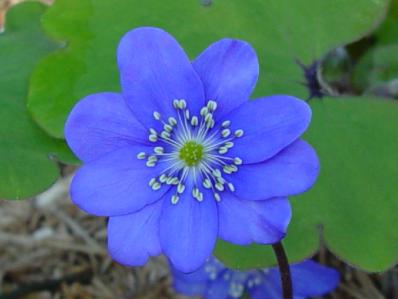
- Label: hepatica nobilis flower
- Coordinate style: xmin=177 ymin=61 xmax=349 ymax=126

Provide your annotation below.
xmin=171 ymin=257 xmax=339 ymax=299
xmin=65 ymin=27 xmax=319 ymax=272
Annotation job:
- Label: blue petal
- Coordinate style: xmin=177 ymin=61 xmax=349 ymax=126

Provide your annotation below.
xmin=193 ymin=39 xmax=258 ymax=119
xmin=249 ymin=281 xmax=282 ymax=299
xmin=285 ymin=260 xmax=340 ymax=297
xmin=70 ymin=146 xmax=170 ymax=216
xmin=228 ymin=140 xmax=319 ymax=201
xmin=218 ymin=194 xmax=291 ymax=245
xmin=204 ymin=277 xmax=230 ymax=299
xmin=159 ymin=182 xmax=218 ymax=272
xmin=171 ymin=263 xmax=209 ymax=296
xmin=117 ymin=27 xmax=205 ymax=129
xmin=224 ymin=95 xmax=312 ymax=164
xmin=107 ymin=199 xmax=163 ymax=266
xmin=172 ymin=275 xmax=208 ymax=296
xmin=262 ymin=260 xmax=339 ymax=298
xmin=65 ymin=92 xmax=148 ymax=162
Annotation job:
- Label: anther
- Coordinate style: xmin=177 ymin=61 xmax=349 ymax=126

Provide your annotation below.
xmin=234 ymin=129 xmax=244 ymax=137
xmin=149 ymin=178 xmax=157 ymax=187
xmin=204 ymin=113 xmax=212 ymax=123
xmin=154 ymin=147 xmax=164 ymax=154
xmin=229 ymin=165 xmax=238 ymax=172
xmin=164 ymin=124 xmax=173 ymax=132
xmin=233 ymin=157 xmax=243 ymax=165
xmin=177 ymin=183 xmax=185 ymax=194
xmin=185 ymin=109 xmax=190 ymax=120
xmin=168 ymin=117 xmax=177 ymax=126
xmin=148 ymin=155 xmax=158 ymax=162
xmin=207 ymin=100 xmax=217 ymax=111
xmin=146 ymin=160 xmax=156 ymax=167
xmin=171 ymin=195 xmax=179 ymax=204
xmin=215 ymin=182 xmax=224 ymax=191
xmin=160 ymin=131 xmax=170 ymax=139
xmin=223 ymin=166 xmax=233 ymax=174
xmin=191 ymin=116 xmax=199 ymax=126
xmin=221 ymin=129 xmax=231 ymax=138
xmin=212 ymin=169 xmax=222 ymax=178
xmin=214 ymin=193 xmax=221 ymax=202
xmin=221 ymin=120 xmax=231 ymax=128
xmin=218 ymin=147 xmax=228 ymax=154
xmin=159 ymin=174 xmax=168 ymax=183
xmin=153 ymin=111 xmax=161 ymax=120
xmin=136 ymin=152 xmax=146 ymax=159
xmin=149 ymin=134 xmax=158 ymax=142
xmin=200 ymin=107 xmax=209 ymax=116
xmin=224 ymin=142 xmax=234 ymax=149
xmin=151 ymin=182 xmax=161 ymax=190
xmin=179 ymin=99 xmax=187 ymax=109
xmin=202 ymin=178 xmax=212 ymax=189
xmin=227 ymin=183 xmax=235 ymax=192
xmin=173 ymin=99 xmax=180 ymax=109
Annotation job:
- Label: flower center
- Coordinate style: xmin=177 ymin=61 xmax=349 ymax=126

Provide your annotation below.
xmin=138 ymin=99 xmax=245 ymax=204
xmin=179 ymin=141 xmax=203 ymax=166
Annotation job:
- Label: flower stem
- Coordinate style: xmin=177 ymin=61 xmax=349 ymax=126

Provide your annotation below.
xmin=272 ymin=242 xmax=293 ymax=299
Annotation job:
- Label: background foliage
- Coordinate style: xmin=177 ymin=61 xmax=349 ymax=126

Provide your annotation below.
xmin=1 ymin=0 xmax=398 ymax=273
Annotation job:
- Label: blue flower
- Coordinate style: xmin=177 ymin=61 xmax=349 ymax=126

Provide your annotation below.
xmin=171 ymin=257 xmax=340 ymax=299
xmin=65 ymin=27 xmax=319 ymax=272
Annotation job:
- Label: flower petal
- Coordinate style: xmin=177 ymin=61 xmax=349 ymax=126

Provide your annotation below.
xmin=65 ymin=92 xmax=148 ymax=162
xmin=70 ymin=146 xmax=170 ymax=216
xmin=228 ymin=140 xmax=319 ymax=201
xmin=117 ymin=27 xmax=205 ymax=128
xmin=277 ymin=260 xmax=339 ymax=297
xmin=171 ymin=263 xmax=209 ymax=296
xmin=224 ymin=95 xmax=312 ymax=164
xmin=172 ymin=275 xmax=208 ymax=296
xmin=193 ymin=39 xmax=259 ymax=119
xmin=204 ymin=278 xmax=230 ymax=299
xmin=107 ymin=199 xmax=163 ymax=266
xmin=218 ymin=194 xmax=291 ymax=245
xmin=249 ymin=282 xmax=283 ymax=299
xmin=159 ymin=182 xmax=218 ymax=272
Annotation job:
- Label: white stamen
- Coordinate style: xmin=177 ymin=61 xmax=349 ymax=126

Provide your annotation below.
xmin=218 ymin=147 xmax=228 ymax=154
xmin=164 ymin=124 xmax=173 ymax=132
xmin=234 ymin=157 xmax=243 ymax=165
xmin=151 ymin=182 xmax=161 ymax=190
xmin=234 ymin=129 xmax=244 ymax=137
xmin=168 ymin=117 xmax=177 ymax=126
xmin=215 ymin=182 xmax=224 ymax=191
xmin=137 ymin=152 xmax=146 ymax=159
xmin=222 ymin=120 xmax=231 ymax=128
xmin=154 ymin=147 xmax=164 ymax=154
xmin=191 ymin=116 xmax=199 ymax=126
xmin=153 ymin=111 xmax=161 ymax=120
xmin=203 ymin=178 xmax=212 ymax=189
xmin=171 ymin=195 xmax=179 ymax=204
xmin=227 ymin=183 xmax=235 ymax=192
xmin=149 ymin=178 xmax=156 ymax=186
xmin=149 ymin=134 xmax=158 ymax=142
xmin=177 ymin=183 xmax=185 ymax=194
xmin=214 ymin=193 xmax=221 ymax=202
xmin=221 ymin=129 xmax=231 ymax=138
xmin=224 ymin=142 xmax=234 ymax=149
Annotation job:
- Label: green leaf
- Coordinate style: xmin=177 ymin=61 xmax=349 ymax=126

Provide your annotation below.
xmin=26 ymin=0 xmax=397 ymax=271
xmin=27 ymin=0 xmax=389 ymax=138
xmin=0 ymin=2 xmax=77 ymax=200
xmin=352 ymin=44 xmax=398 ymax=97
xmin=216 ymin=96 xmax=398 ymax=272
